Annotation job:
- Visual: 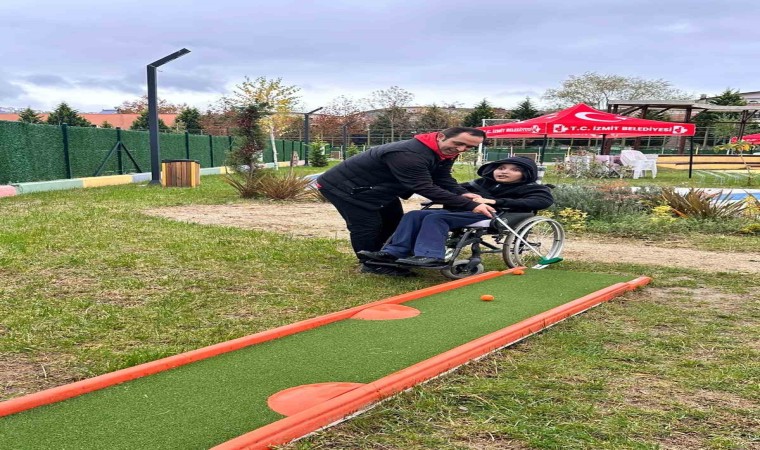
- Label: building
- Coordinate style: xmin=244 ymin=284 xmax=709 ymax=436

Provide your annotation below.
xmin=0 ymin=113 xmax=178 ymax=128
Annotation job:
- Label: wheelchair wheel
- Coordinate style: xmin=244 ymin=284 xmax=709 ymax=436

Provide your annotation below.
xmin=441 ymin=259 xmax=485 ymax=280
xmin=502 ymin=217 xmax=565 ymax=268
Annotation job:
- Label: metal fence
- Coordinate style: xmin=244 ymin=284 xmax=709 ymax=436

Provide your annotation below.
xmin=0 ymin=121 xmax=310 ymax=184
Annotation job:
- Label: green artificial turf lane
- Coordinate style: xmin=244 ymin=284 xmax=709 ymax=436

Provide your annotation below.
xmin=1 ymin=270 xmax=631 ymax=449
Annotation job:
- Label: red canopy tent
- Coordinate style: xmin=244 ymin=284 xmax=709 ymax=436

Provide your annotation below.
xmin=738 ymin=133 xmax=760 ymax=144
xmin=479 ymin=103 xmax=696 ymax=162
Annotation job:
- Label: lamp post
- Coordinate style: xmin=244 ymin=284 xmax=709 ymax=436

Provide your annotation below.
xmin=303 ymin=106 xmax=323 ymax=165
xmin=147 ymin=48 xmax=191 ymax=184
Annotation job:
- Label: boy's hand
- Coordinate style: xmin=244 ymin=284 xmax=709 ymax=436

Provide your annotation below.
xmin=472 ymin=204 xmax=496 ymax=218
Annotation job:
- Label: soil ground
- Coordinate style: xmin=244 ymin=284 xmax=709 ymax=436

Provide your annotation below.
xmin=146 ymin=200 xmax=760 ymax=274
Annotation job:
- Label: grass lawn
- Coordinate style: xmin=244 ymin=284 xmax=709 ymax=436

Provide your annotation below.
xmin=1 ymin=168 xmax=757 ymax=449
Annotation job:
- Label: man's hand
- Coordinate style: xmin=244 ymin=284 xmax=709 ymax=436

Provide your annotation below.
xmin=461 ymin=193 xmax=482 ymax=200
xmin=473 ymin=197 xmax=496 ymax=205
xmin=472 ymin=203 xmax=496 ymax=218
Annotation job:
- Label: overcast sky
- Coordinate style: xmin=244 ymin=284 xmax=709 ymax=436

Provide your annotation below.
xmin=1 ymin=0 xmax=758 ymax=113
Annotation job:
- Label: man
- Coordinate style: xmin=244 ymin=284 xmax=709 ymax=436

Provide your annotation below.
xmin=317 ymin=127 xmax=494 ymax=276
xmin=361 ymin=157 xmax=554 ymax=268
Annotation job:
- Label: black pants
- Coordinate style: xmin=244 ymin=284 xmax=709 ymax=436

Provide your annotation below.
xmin=320 ymin=189 xmax=404 ymax=259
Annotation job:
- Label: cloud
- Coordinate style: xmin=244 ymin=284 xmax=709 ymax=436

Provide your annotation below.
xmin=0 ymin=77 xmax=26 ymax=103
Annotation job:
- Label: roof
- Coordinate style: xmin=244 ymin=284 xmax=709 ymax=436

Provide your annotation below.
xmin=0 ymin=113 xmax=178 ymax=128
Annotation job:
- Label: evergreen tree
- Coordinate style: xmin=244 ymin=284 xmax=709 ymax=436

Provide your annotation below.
xmin=511 ymin=97 xmax=541 ymax=120
xmin=416 ymin=105 xmax=451 ymax=131
xmin=18 ymin=107 xmax=43 ymax=124
xmin=46 ymin=102 xmax=92 ymax=127
xmin=176 ymin=107 xmax=203 ymax=133
xmin=462 ymin=99 xmax=495 ymax=127
xmin=129 ymin=110 xmax=170 ymax=131
xmin=100 ymin=121 xmax=114 ymax=128
xmin=694 ymin=89 xmax=747 ymax=140
xmin=227 ymin=103 xmax=270 ymax=169
xmin=308 ymin=140 xmax=329 ymax=167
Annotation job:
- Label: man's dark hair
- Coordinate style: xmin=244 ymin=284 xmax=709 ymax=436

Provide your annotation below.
xmin=440 ymin=127 xmax=486 ymax=139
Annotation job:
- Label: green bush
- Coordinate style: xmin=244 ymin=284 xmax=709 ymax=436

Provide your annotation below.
xmin=661 ymin=187 xmax=746 ymax=219
xmin=309 ymin=141 xmax=329 ymax=167
xmin=550 ymin=183 xmax=658 ymax=219
xmin=346 ymin=144 xmax=361 ymax=158
xmin=585 ymin=214 xmax=756 ymax=237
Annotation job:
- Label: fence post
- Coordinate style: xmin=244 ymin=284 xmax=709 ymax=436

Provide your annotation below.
xmin=116 ymin=127 xmax=124 ymax=174
xmin=185 ymin=131 xmax=190 ymax=159
xmin=61 ymin=123 xmax=72 ymax=179
xmin=209 ymin=134 xmax=214 ymax=167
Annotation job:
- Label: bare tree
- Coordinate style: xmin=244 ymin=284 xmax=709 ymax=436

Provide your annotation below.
xmin=368 ymin=86 xmax=414 ymax=140
xmin=116 ymin=95 xmax=186 ymax=114
xmin=542 ymin=72 xmax=691 ymax=110
xmin=313 ymin=95 xmax=367 ymax=140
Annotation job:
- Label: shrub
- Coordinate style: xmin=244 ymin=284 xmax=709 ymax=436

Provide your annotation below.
xmin=550 ymin=183 xmax=651 ymax=219
xmin=553 ymin=157 xmax=615 ymax=179
xmin=661 ymin=188 xmax=745 ymax=220
xmin=649 ymin=205 xmax=677 ymax=224
xmin=224 ymin=103 xmax=271 ymax=198
xmin=346 ymin=144 xmax=361 ymax=158
xmin=586 ymin=214 xmax=754 ymax=237
xmin=250 ymin=171 xmax=314 ymax=201
xmin=309 ymin=140 xmax=329 ymax=167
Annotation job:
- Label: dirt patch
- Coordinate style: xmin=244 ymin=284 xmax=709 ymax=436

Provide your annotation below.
xmin=145 ymin=201 xmax=760 ymax=274
xmin=1 ymin=353 xmax=79 ymax=400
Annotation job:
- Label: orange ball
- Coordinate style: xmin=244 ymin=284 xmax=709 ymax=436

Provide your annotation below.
xmin=512 ymin=269 xmax=525 ymax=275
xmin=480 ymin=294 xmax=494 ymax=301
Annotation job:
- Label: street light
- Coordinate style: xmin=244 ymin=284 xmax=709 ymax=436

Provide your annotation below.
xmin=147 ymin=48 xmax=191 ymax=184
xmin=303 ymin=106 xmax=323 ymax=165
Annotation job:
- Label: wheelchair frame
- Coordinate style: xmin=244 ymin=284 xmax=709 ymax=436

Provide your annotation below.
xmin=365 ymin=209 xmax=565 ymax=280
xmin=440 ymin=212 xmax=565 ymax=279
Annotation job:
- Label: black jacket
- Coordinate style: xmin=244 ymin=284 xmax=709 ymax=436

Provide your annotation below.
xmin=317 ymin=138 xmax=479 ymax=211
xmin=457 ymin=156 xmax=554 ymax=212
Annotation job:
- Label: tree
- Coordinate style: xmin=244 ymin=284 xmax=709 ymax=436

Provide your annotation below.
xmin=368 ymin=86 xmax=414 ymax=140
xmin=17 ymin=107 xmax=43 ymax=124
xmin=313 ymin=95 xmax=366 ymax=140
xmin=416 ymin=104 xmax=454 ymax=131
xmin=116 ymin=95 xmax=186 ymax=114
xmin=542 ymin=72 xmax=691 ymax=110
xmin=100 ymin=121 xmax=114 ymax=128
xmin=129 ymin=110 xmax=169 ymax=131
xmin=46 ymin=102 xmax=92 ymax=127
xmin=221 ymin=76 xmax=301 ymax=167
xmin=175 ymin=107 xmax=203 ymax=133
xmin=694 ymin=89 xmax=748 ymax=141
xmin=308 ymin=140 xmax=329 ymax=167
xmin=372 ymin=107 xmax=412 ymax=139
xmin=511 ymin=97 xmax=541 ymax=121
xmin=462 ymin=99 xmax=496 ymax=127
xmin=199 ymin=108 xmax=237 ymax=136
xmin=223 ymin=103 xmax=272 ymax=198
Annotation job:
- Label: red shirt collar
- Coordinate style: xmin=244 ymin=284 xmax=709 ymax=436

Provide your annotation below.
xmin=414 ymin=132 xmax=457 ymax=160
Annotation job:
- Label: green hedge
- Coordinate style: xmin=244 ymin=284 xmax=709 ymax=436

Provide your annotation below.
xmin=0 ymin=121 xmax=306 ymax=184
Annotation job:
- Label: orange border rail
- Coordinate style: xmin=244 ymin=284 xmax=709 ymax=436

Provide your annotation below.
xmin=0 ymin=271 xmax=503 ymax=418
xmin=213 ymin=275 xmax=651 ymax=450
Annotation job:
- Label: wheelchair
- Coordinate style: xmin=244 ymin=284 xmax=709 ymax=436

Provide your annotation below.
xmin=438 ymin=210 xmax=565 ymax=279
xmin=366 ymin=205 xmax=566 ymax=280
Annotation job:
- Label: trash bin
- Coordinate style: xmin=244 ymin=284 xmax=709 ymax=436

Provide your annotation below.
xmin=161 ymin=159 xmax=200 ymax=187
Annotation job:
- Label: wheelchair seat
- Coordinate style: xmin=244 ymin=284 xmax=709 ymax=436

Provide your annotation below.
xmin=465 ymin=212 xmax=536 ymax=229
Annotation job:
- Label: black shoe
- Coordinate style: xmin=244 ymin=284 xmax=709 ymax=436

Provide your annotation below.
xmin=360 ymin=263 xmax=414 ymax=277
xmin=395 ymin=256 xmax=447 ymax=267
xmin=357 ymin=250 xmax=399 ymax=263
